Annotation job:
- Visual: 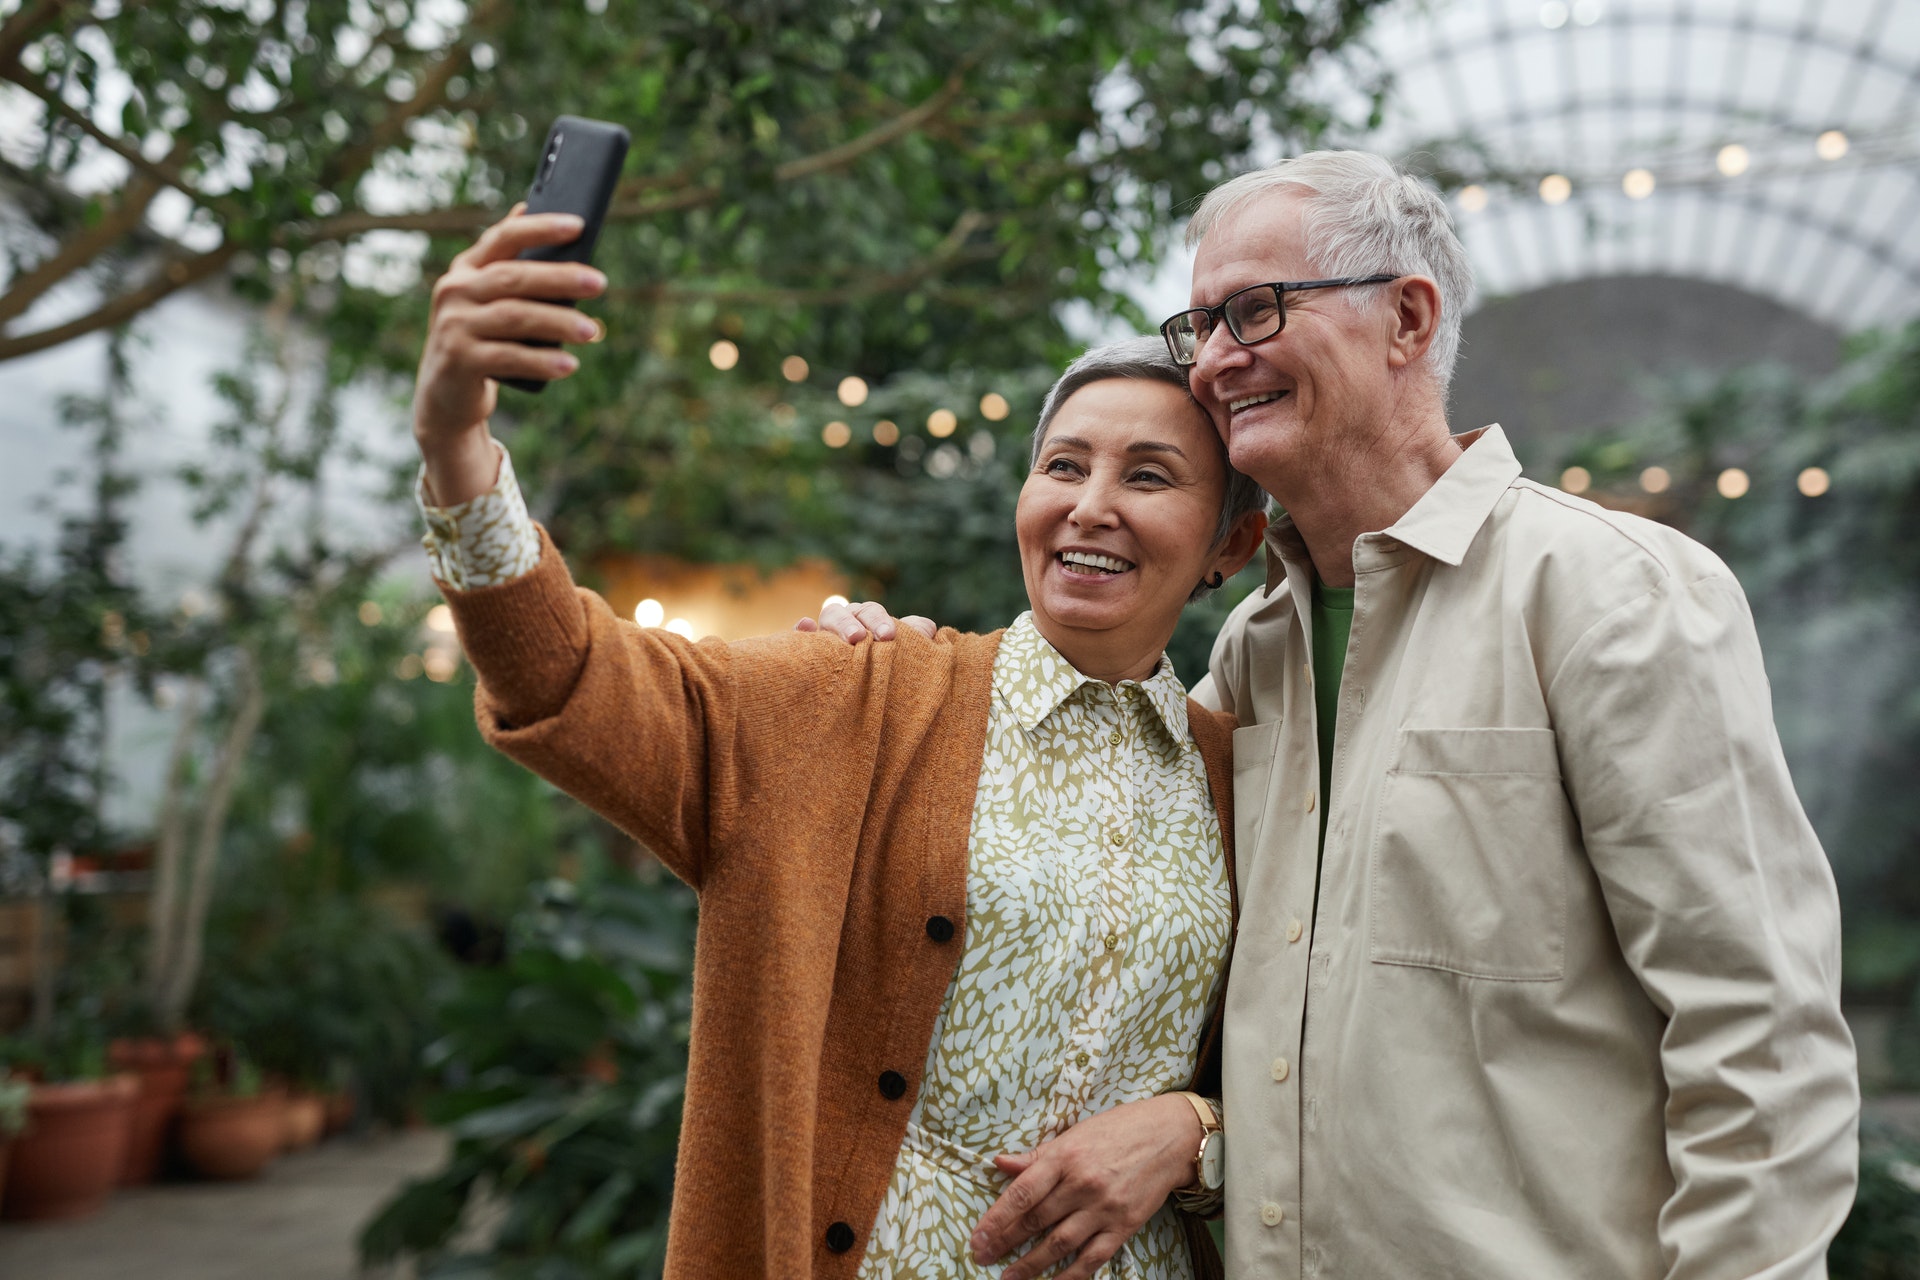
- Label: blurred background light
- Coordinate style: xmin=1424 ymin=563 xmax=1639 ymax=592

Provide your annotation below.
xmin=708 ymin=340 xmax=739 ymax=371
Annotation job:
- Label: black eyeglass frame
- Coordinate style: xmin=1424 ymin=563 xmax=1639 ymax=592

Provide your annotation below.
xmin=1159 ymin=274 xmax=1401 ymax=367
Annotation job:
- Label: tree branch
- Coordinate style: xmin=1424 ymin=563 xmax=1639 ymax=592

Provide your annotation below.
xmin=0 ymin=0 xmax=70 ymax=71
xmin=614 ymin=210 xmax=991 ymax=307
xmin=0 ymin=240 xmax=238 ymax=361
xmin=0 ymin=67 xmax=206 ymax=202
xmin=0 ymin=136 xmax=194 ymax=327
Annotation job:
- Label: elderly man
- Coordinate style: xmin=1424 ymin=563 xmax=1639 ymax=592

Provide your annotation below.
xmin=821 ymin=149 xmax=1859 ymax=1279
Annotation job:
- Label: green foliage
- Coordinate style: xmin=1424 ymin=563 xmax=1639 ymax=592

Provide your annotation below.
xmin=361 ymin=866 xmax=696 ymax=1279
xmin=1830 ymin=1129 xmax=1920 ymax=1280
xmin=0 ymin=333 xmax=156 ymax=864
xmin=194 ymin=898 xmax=453 ymax=1117
xmin=1559 ymin=323 xmax=1920 ymax=923
xmin=0 ymin=1073 xmax=29 ymax=1137
xmin=0 ymin=1014 xmax=107 ymax=1082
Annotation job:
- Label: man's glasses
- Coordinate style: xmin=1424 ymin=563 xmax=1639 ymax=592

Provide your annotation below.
xmin=1159 ymin=274 xmax=1400 ymax=367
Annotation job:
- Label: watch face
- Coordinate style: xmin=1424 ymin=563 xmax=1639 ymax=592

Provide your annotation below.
xmin=1200 ymin=1132 xmax=1225 ymax=1191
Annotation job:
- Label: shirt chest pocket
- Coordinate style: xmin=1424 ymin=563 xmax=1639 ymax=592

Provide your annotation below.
xmin=1368 ymin=727 xmax=1574 ymax=982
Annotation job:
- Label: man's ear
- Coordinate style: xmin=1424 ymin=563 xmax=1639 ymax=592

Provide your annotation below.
xmin=1386 ymin=275 xmax=1442 ymax=371
xmin=1210 ymin=508 xmax=1269 ymax=582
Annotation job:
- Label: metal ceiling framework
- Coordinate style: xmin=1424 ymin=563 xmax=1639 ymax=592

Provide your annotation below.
xmin=1363 ymin=0 xmax=1920 ymax=331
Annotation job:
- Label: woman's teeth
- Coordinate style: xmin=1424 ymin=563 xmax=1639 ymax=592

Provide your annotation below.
xmin=1230 ymin=391 xmax=1285 ymax=412
xmin=1060 ymin=551 xmax=1133 ymax=574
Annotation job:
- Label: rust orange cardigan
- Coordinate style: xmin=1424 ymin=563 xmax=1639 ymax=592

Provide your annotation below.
xmin=440 ymin=529 xmax=1238 ymax=1278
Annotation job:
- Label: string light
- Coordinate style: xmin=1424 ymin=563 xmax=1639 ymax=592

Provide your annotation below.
xmin=426 ymin=604 xmax=455 ymax=633
xmin=634 ymin=598 xmax=664 ymax=628
xmin=1716 ymin=468 xmax=1750 ymax=499
xmin=709 ymin=340 xmax=739 ymax=370
xmin=979 ymin=393 xmax=1010 ymax=421
xmin=358 ymin=601 xmax=384 ymax=626
xmin=1622 ymin=169 xmax=1655 ymax=199
xmin=1639 ymin=466 xmax=1671 ymax=494
xmin=838 ymin=376 xmax=869 ymax=407
xmin=665 ymin=618 xmax=696 ymax=639
xmin=1457 ymin=184 xmax=1489 ymax=213
xmin=781 ymin=355 xmax=809 ymax=382
xmin=1797 ymin=467 xmax=1831 ymax=497
xmin=1559 ymin=465 xmax=1591 ymax=493
xmin=1816 ymin=130 xmax=1849 ymax=161
xmin=873 ymin=420 xmax=901 ymax=446
xmin=1716 ymin=144 xmax=1749 ymax=177
xmin=1539 ymin=174 xmax=1572 ymax=205
xmin=927 ymin=408 xmax=958 ymax=438
xmin=822 ymin=421 xmax=852 ymax=448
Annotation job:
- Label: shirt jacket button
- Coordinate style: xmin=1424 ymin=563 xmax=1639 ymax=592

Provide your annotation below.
xmin=826 ymin=1221 xmax=856 ymax=1252
xmin=878 ymin=1070 xmax=908 ymax=1100
xmin=926 ymin=915 xmax=956 ymax=943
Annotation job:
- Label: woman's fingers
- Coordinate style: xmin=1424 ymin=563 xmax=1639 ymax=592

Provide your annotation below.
xmin=440 ymin=258 xmax=608 ymax=308
xmin=463 ymin=339 xmax=579 ymax=384
xmin=972 ymin=1154 xmax=1064 ymax=1263
xmin=453 ymin=209 xmax=589 ymax=271
xmin=816 ymin=601 xmax=869 ymax=644
xmin=997 ymin=1209 xmax=1102 ymax=1280
xmin=1053 ymin=1230 xmax=1126 ymax=1280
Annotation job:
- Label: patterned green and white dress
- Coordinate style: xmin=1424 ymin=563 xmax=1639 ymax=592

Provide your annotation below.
xmin=415 ymin=454 xmax=1231 ymax=1280
xmin=855 ymin=614 xmax=1231 ymax=1280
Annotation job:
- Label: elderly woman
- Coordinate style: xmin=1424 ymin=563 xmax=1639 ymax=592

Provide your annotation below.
xmin=411 ymin=211 xmax=1268 ymax=1279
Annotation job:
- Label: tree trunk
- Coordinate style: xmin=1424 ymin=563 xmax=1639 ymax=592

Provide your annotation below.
xmin=156 ymin=654 xmax=264 ymax=1032
xmin=144 ymin=680 xmax=204 ymax=1025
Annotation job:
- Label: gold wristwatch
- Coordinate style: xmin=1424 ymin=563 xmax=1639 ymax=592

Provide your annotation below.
xmin=1174 ymin=1091 xmax=1224 ymax=1197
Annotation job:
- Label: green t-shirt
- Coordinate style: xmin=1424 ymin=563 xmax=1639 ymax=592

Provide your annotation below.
xmin=1311 ymin=581 xmax=1354 ymax=847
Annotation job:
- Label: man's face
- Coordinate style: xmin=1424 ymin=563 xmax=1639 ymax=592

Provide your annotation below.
xmin=1186 ymin=197 xmax=1397 ymax=489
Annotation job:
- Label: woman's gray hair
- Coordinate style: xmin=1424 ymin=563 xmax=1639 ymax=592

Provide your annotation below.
xmin=1185 ymin=150 xmax=1472 ymax=393
xmin=1029 ymin=336 xmax=1268 ymax=600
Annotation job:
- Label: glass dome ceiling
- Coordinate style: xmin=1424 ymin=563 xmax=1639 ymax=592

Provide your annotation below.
xmin=1358 ymin=0 xmax=1920 ymax=333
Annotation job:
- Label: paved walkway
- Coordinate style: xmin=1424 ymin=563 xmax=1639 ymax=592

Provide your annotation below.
xmin=0 ymin=1129 xmax=448 ymax=1280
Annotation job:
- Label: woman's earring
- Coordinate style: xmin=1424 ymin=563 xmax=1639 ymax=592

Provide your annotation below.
xmin=1199 ymin=571 xmax=1225 ymax=591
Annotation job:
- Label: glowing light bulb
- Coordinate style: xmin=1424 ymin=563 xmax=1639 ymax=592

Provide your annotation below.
xmin=1457 ymin=184 xmax=1489 ymax=213
xmin=1622 ymin=169 xmax=1655 ymax=199
xmin=781 ymin=355 xmax=809 ymax=382
xmin=1559 ymin=465 xmax=1591 ymax=494
xmin=709 ymin=340 xmax=739 ymax=370
xmin=1539 ymin=174 xmax=1572 ymax=205
xmin=1716 ymin=144 xmax=1749 ymax=177
xmin=635 ymin=598 xmax=665 ymax=628
xmin=928 ymin=409 xmax=958 ymax=438
xmin=1716 ymin=468 xmax=1750 ymax=499
xmin=837 ymin=376 xmax=869 ymax=407
xmin=1797 ymin=467 xmax=1830 ymax=497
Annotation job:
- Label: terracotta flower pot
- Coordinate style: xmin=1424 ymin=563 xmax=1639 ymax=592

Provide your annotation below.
xmin=1 ymin=1074 xmax=138 ymax=1221
xmin=177 ymin=1089 xmax=287 ymax=1180
xmin=108 ymin=1033 xmax=208 ymax=1185
xmin=280 ymin=1091 xmax=325 ymax=1152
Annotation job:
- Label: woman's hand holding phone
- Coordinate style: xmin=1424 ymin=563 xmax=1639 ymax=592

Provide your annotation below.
xmin=411 ymin=206 xmax=607 ymax=505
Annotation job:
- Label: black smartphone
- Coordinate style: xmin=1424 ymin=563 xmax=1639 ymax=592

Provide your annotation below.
xmin=501 ymin=115 xmax=631 ymax=394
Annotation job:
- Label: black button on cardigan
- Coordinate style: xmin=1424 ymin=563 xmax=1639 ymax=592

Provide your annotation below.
xmin=825 ymin=1221 xmax=856 ymax=1253
xmin=926 ymin=915 xmax=955 ymax=943
xmin=878 ymin=1070 xmax=908 ymax=1100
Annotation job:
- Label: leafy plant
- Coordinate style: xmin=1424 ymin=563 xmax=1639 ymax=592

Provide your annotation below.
xmin=361 ymin=865 xmax=696 ymax=1280
xmin=0 ymin=1016 xmax=108 ymax=1083
xmin=195 ymin=897 xmax=453 ymax=1120
xmin=0 ymin=1073 xmax=28 ymax=1137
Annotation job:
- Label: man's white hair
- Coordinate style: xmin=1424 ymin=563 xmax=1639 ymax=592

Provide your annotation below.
xmin=1186 ymin=150 xmax=1472 ymax=392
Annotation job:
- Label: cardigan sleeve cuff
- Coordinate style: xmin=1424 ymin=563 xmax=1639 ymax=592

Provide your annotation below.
xmin=436 ymin=524 xmax=593 ymax=729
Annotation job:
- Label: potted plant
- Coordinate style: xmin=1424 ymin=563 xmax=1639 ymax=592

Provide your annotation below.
xmin=108 ymin=1029 xmax=207 ymax=1184
xmin=0 ymin=1025 xmax=139 ymax=1221
xmin=0 ymin=1073 xmax=29 ymax=1208
xmin=176 ymin=1050 xmax=286 ymax=1180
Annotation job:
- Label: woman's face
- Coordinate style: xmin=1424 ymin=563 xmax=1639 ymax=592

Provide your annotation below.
xmin=1016 ymin=376 xmax=1255 ymax=682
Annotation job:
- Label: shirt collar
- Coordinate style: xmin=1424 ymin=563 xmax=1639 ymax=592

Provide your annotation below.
xmin=1264 ymin=424 xmax=1522 ymax=593
xmin=998 ymin=612 xmax=1191 ymax=742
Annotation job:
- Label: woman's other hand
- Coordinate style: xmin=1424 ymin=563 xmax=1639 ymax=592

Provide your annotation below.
xmin=793 ymin=600 xmax=936 ymax=644
xmin=969 ymin=1093 xmax=1203 ymax=1280
xmin=413 ymin=205 xmax=608 ymax=504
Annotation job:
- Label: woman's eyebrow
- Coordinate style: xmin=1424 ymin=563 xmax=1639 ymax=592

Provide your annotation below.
xmin=1127 ymin=441 xmax=1188 ymax=460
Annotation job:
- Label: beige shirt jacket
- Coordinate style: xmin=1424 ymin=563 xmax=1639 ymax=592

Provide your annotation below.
xmin=1192 ymin=425 xmax=1859 ymax=1280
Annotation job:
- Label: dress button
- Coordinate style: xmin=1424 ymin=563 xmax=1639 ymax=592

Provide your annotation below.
xmin=1075 ymin=1052 xmax=1090 ymax=1068
xmin=926 ymin=915 xmax=955 ymax=943
xmin=1103 ymin=931 xmax=1119 ymax=952
xmin=1286 ymin=918 xmax=1303 ymax=944
xmin=878 ymin=1070 xmax=907 ymax=1100
xmin=1260 ymin=1202 xmax=1285 ymax=1227
xmin=1107 ymin=827 xmax=1126 ymax=847
xmin=1271 ymin=1057 xmax=1290 ymax=1082
xmin=1108 ymin=728 xmax=1122 ymax=746
xmin=826 ymin=1221 xmax=856 ymax=1252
